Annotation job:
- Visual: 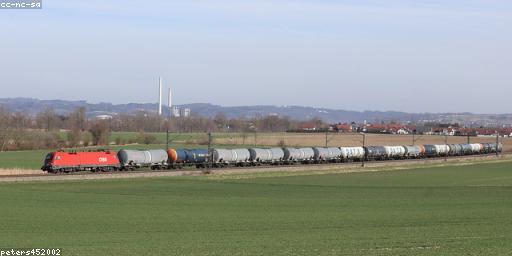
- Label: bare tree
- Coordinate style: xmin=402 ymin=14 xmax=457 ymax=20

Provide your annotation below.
xmin=0 ymin=107 xmax=11 ymax=151
xmin=36 ymin=108 xmax=59 ymax=131
xmin=214 ymin=112 xmax=228 ymax=131
xmin=89 ymin=120 xmax=110 ymax=145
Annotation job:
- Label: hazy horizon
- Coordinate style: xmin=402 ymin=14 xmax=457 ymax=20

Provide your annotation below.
xmin=3 ymin=96 xmax=511 ymax=115
xmin=1 ymin=0 xmax=511 ymax=114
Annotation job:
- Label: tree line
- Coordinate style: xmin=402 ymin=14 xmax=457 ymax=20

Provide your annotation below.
xmin=0 ymin=107 xmax=326 ymax=151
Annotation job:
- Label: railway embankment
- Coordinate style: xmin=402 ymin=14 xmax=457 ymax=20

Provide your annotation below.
xmin=0 ymin=153 xmax=510 ymax=183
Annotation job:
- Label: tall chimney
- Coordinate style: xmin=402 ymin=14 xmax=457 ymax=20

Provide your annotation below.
xmin=168 ymin=87 xmax=172 ymax=115
xmin=158 ymin=77 xmax=162 ymax=115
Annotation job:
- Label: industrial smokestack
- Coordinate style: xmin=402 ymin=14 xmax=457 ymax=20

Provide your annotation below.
xmin=168 ymin=87 xmax=172 ymax=113
xmin=158 ymin=77 xmax=162 ymax=115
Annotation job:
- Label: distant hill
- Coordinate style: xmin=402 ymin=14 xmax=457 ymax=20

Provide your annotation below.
xmin=1 ymin=98 xmax=511 ymax=126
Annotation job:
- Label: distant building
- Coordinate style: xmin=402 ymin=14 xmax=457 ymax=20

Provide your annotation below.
xmin=95 ymin=115 xmax=112 ymax=120
xmin=172 ymin=106 xmax=180 ymax=117
xmin=396 ymin=128 xmax=409 ymax=135
xmin=332 ymin=123 xmax=353 ymax=133
xmin=353 ymin=122 xmax=414 ymax=134
xmin=299 ymin=122 xmax=318 ymax=131
xmin=180 ymin=108 xmax=191 ymax=117
xmin=171 ymin=106 xmax=191 ymax=117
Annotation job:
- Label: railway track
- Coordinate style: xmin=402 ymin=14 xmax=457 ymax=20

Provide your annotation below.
xmin=2 ymin=153 xmax=510 ymax=182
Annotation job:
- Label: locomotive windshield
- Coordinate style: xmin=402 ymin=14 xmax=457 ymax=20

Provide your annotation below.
xmin=44 ymin=153 xmax=54 ymax=165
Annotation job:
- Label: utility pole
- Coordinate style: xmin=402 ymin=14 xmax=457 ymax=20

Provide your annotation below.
xmin=205 ymin=132 xmax=212 ymax=174
xmin=325 ymin=130 xmax=328 ymax=147
xmin=444 ymin=134 xmax=448 ymax=162
xmin=166 ymin=129 xmax=169 ymax=150
xmin=166 ymin=86 xmax=172 ymax=150
xmin=467 ymin=134 xmax=470 ymax=144
xmin=361 ymin=133 xmax=366 ymax=167
xmin=496 ymin=133 xmax=500 ymax=157
xmin=166 ymin=109 xmax=171 ymax=150
xmin=412 ymin=132 xmax=421 ymax=146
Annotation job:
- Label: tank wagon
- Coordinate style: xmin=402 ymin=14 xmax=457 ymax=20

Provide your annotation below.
xmin=404 ymin=145 xmax=422 ymax=158
xmin=269 ymin=148 xmax=285 ymax=163
xmin=167 ymin=148 xmax=210 ymax=168
xmin=298 ymin=147 xmax=315 ymax=163
xmin=448 ymin=144 xmax=463 ymax=156
xmin=167 ymin=148 xmax=188 ymax=168
xmin=213 ymin=148 xmax=251 ymax=167
xmin=384 ymin=146 xmax=406 ymax=159
xmin=482 ymin=143 xmax=502 ymax=154
xmin=434 ymin=145 xmax=450 ymax=156
xmin=313 ymin=147 xmax=341 ymax=163
xmin=186 ymin=149 xmax=210 ymax=165
xmin=249 ymin=148 xmax=272 ymax=163
xmin=365 ymin=146 xmax=386 ymax=160
xmin=422 ymin=145 xmax=437 ymax=157
xmin=459 ymin=144 xmax=472 ymax=155
xmin=249 ymin=148 xmax=284 ymax=165
xmin=481 ymin=143 xmax=493 ymax=154
xmin=283 ymin=148 xmax=302 ymax=164
xmin=340 ymin=147 xmax=365 ymax=162
xmin=118 ymin=149 xmax=168 ymax=170
xmin=327 ymin=147 xmax=342 ymax=162
xmin=469 ymin=144 xmax=483 ymax=154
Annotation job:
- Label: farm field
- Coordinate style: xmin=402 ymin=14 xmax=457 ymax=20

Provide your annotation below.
xmin=1 ymin=161 xmax=512 ymax=255
xmin=56 ymin=131 xmax=239 ymax=145
xmin=213 ymin=132 xmax=512 ymax=151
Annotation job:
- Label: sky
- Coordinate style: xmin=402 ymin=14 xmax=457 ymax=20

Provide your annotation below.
xmin=0 ymin=0 xmax=511 ymax=113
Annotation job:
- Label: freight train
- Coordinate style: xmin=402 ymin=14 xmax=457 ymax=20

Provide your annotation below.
xmin=41 ymin=142 xmax=503 ymax=174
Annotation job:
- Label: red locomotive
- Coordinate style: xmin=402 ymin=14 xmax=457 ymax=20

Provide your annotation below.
xmin=41 ymin=150 xmax=120 ymax=173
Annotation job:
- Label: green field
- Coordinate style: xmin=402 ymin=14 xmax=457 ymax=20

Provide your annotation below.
xmin=1 ymin=161 xmax=512 ymax=255
xmin=107 ymin=132 xmax=209 ymax=144
xmin=57 ymin=131 xmax=252 ymax=144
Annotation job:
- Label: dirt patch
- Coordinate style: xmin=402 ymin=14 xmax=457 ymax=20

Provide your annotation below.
xmin=0 ymin=169 xmax=42 ymax=176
